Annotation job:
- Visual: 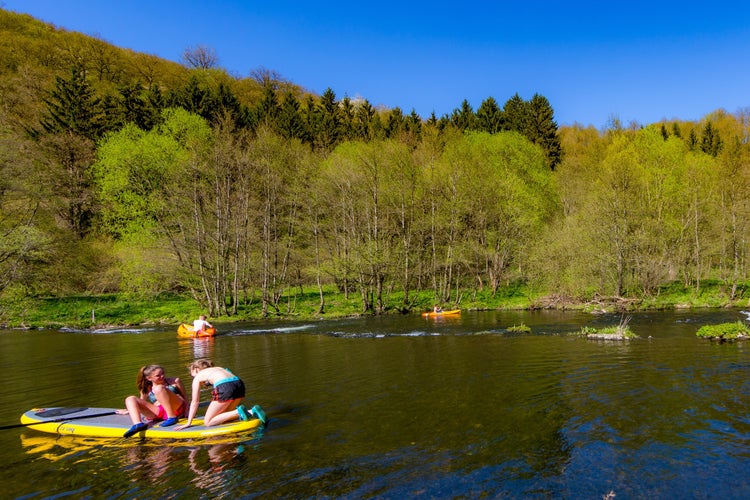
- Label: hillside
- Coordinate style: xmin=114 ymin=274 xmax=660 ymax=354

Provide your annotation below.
xmin=5 ymin=10 xmax=318 ymax=132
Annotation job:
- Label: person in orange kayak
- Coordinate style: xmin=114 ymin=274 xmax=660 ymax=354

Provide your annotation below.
xmin=118 ymin=364 xmax=187 ymax=438
xmin=175 ymin=358 xmax=266 ymax=430
xmin=193 ymin=315 xmax=213 ymax=336
xmin=433 ymin=305 xmax=443 ymax=313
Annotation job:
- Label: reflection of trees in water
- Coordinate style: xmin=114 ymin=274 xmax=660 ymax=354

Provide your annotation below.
xmin=119 ymin=442 xmax=249 ymax=496
xmin=188 ymin=443 xmax=247 ymax=494
xmin=123 ymin=446 xmax=175 ymax=482
xmin=176 ymin=337 xmax=215 ymax=366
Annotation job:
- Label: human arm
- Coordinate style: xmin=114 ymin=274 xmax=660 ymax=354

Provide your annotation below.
xmin=174 ymin=377 xmax=202 ymax=430
xmin=167 ymin=376 xmax=187 ymax=401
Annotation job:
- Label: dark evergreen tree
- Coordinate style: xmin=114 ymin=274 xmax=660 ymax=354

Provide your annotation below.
xmin=687 ymin=128 xmax=699 ymax=150
xmin=38 ymin=66 xmax=101 ymax=238
xmin=525 ymin=94 xmax=562 ymax=169
xmin=405 ymin=109 xmax=423 ymax=139
xmin=301 ymin=94 xmax=320 ymax=146
xmin=214 ymin=81 xmax=250 ymax=129
xmin=254 ymin=84 xmax=280 ymax=129
xmin=116 ymin=80 xmax=161 ymax=130
xmin=660 ymin=124 xmax=669 ymax=141
xmin=450 ymin=99 xmax=476 ymax=131
xmin=476 ymin=96 xmax=504 ymax=134
xmin=426 ymin=111 xmax=439 ymax=128
xmin=315 ymin=88 xmax=340 ymax=152
xmin=41 ymin=65 xmax=104 ymax=140
xmin=355 ymin=99 xmax=377 ymax=140
xmin=146 ymin=85 xmax=166 ymax=127
xmin=385 ymin=107 xmax=405 ymax=138
xmin=700 ymin=121 xmax=722 ymax=156
xmin=502 ymin=93 xmax=528 ymax=134
xmin=671 ymin=122 xmax=681 ymax=138
xmin=339 ymin=96 xmax=356 ymax=141
xmin=168 ymin=75 xmax=214 ymax=121
xmin=277 ymin=91 xmax=308 ymax=141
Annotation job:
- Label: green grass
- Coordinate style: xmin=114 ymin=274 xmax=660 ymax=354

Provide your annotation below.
xmin=1 ymin=279 xmax=749 ymax=329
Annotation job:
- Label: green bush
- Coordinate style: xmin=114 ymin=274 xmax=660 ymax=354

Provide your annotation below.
xmin=696 ymin=321 xmax=750 ymax=340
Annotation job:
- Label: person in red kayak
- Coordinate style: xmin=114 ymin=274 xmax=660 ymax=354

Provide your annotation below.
xmin=192 ymin=315 xmax=213 ymax=336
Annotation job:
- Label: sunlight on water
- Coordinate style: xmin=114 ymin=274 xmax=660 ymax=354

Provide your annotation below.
xmin=2 ymin=309 xmax=750 ymax=497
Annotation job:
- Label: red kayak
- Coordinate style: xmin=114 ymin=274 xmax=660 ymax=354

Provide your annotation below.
xmin=177 ymin=323 xmax=217 ymax=338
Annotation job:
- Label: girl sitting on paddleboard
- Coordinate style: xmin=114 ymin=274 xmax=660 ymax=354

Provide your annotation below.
xmin=175 ymin=358 xmax=266 ymax=430
xmin=119 ymin=364 xmax=187 ymax=438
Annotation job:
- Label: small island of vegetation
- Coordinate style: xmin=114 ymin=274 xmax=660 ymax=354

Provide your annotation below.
xmin=695 ymin=322 xmax=750 ymax=341
xmin=573 ymin=316 xmax=638 ymax=341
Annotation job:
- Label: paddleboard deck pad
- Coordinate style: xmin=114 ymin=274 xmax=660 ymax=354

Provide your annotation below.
xmin=20 ymin=407 xmax=262 ymax=439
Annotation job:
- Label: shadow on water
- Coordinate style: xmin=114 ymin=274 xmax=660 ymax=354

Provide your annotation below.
xmin=2 ymin=308 xmax=750 ymax=497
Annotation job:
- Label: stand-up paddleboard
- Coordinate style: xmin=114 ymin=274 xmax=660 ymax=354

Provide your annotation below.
xmin=19 ymin=407 xmax=262 ymax=439
xmin=177 ymin=323 xmax=217 ymax=338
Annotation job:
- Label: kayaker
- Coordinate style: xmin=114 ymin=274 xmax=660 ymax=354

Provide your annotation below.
xmin=434 ymin=305 xmax=443 ymax=313
xmin=176 ymin=358 xmax=266 ymax=430
xmin=193 ymin=315 xmax=213 ymax=336
xmin=119 ymin=364 xmax=187 ymax=438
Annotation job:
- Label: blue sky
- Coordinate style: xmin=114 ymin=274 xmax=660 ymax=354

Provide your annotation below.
xmin=5 ymin=1 xmax=750 ymax=127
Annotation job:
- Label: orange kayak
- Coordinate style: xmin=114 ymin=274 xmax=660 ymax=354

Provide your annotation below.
xmin=177 ymin=323 xmax=217 ymax=338
xmin=421 ymin=309 xmax=461 ymax=318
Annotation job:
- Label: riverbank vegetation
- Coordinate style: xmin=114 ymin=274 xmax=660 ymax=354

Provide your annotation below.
xmin=2 ymin=10 xmax=750 ymax=327
xmin=575 ymin=316 xmax=638 ymax=340
xmin=695 ymin=321 xmax=750 ymax=341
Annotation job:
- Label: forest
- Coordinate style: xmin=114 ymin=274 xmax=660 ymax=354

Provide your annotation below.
xmin=1 ymin=9 xmax=749 ymax=320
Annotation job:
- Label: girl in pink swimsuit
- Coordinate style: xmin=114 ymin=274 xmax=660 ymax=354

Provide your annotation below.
xmin=119 ymin=364 xmax=186 ymax=438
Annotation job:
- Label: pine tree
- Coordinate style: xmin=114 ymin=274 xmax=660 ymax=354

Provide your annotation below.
xmin=339 ymin=96 xmax=356 ymax=141
xmin=254 ymin=84 xmax=280 ymax=129
xmin=355 ymin=99 xmax=377 ymax=140
xmin=41 ymin=65 xmax=103 ymax=140
xmin=277 ymin=91 xmax=307 ymax=141
xmin=502 ymin=93 xmax=528 ymax=134
xmin=660 ymin=124 xmax=669 ymax=140
xmin=385 ymin=107 xmax=405 ymax=138
xmin=671 ymin=122 xmax=681 ymax=138
xmin=476 ymin=97 xmax=504 ymax=134
xmin=315 ymin=88 xmax=340 ymax=152
xmin=405 ymin=109 xmax=422 ymax=138
xmin=700 ymin=121 xmax=722 ymax=156
xmin=450 ymin=99 xmax=476 ymax=131
xmin=525 ymin=94 xmax=562 ymax=169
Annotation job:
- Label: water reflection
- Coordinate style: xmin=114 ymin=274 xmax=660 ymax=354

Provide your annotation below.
xmin=123 ymin=445 xmax=176 ymax=482
xmin=6 ymin=309 xmax=750 ymax=498
xmin=176 ymin=336 xmax=215 ymax=362
xmin=188 ymin=442 xmax=247 ymax=494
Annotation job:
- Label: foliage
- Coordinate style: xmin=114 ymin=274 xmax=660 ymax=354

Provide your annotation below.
xmin=3 ymin=9 xmax=750 ymax=327
xmin=695 ymin=321 xmax=750 ymax=340
xmin=506 ymin=323 xmax=532 ymax=333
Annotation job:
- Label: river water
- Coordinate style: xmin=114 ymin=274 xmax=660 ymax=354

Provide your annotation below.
xmin=1 ymin=309 xmax=750 ymax=498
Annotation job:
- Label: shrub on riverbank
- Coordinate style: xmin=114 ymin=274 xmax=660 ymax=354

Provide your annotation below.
xmin=695 ymin=322 xmax=750 ymax=341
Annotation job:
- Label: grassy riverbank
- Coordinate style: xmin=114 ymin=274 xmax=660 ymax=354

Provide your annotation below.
xmin=0 ymin=280 xmax=748 ymax=329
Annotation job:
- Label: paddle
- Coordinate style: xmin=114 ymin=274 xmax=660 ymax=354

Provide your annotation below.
xmin=0 ymin=409 xmax=119 ymax=430
xmin=1 ymin=401 xmax=211 ymax=431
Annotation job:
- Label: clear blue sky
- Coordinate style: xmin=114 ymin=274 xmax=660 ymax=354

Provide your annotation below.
xmin=5 ymin=1 xmax=750 ymax=127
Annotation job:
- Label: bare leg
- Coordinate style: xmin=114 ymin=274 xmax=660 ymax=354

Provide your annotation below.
xmin=203 ymin=400 xmax=241 ymax=426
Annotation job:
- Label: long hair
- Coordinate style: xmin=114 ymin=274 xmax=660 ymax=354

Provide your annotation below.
xmin=136 ymin=364 xmax=163 ymax=395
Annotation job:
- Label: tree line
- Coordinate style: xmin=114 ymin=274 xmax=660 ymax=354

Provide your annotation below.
xmin=1 ymin=8 xmax=749 ymax=317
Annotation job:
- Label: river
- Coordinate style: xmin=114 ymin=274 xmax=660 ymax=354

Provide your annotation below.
xmin=1 ymin=309 xmax=749 ymax=498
